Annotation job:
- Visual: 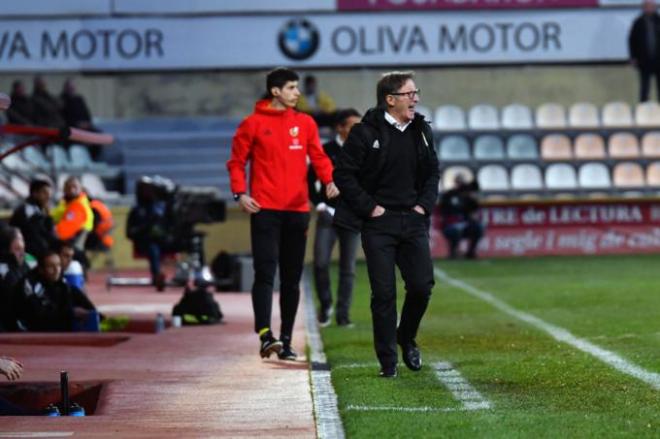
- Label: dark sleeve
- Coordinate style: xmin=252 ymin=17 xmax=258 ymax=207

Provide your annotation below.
xmin=126 ymin=207 xmax=148 ymax=240
xmin=629 ymin=18 xmax=641 ymax=60
xmin=333 ymin=125 xmax=378 ymax=218
xmin=416 ymin=124 xmax=440 ymax=216
xmin=71 ymin=286 xmax=96 ymax=311
xmin=307 ymin=165 xmax=324 ymax=206
xmin=14 ymin=281 xmax=67 ymax=331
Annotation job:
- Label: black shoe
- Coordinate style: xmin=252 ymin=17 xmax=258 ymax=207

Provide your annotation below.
xmin=398 ymin=338 xmax=422 ymax=371
xmin=318 ymin=304 xmax=333 ymax=327
xmin=378 ymin=365 xmax=398 ymax=378
xmin=259 ymin=333 xmax=283 ymax=359
xmin=277 ymin=344 xmax=298 ymax=361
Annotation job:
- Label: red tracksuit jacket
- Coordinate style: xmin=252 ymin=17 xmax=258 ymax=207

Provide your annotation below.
xmin=227 ymin=99 xmax=334 ymax=212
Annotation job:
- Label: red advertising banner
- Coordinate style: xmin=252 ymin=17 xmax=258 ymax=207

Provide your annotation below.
xmin=431 ymin=199 xmax=660 ymax=258
xmin=337 ymin=0 xmax=599 ymax=10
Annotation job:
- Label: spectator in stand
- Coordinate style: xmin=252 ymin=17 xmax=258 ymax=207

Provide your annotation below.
xmin=629 ymin=0 xmax=660 ymax=102
xmin=13 ymin=249 xmax=96 ymax=332
xmin=5 ymin=80 xmax=36 ymax=126
xmin=51 ymin=176 xmax=94 ymax=254
xmin=308 ymin=109 xmax=362 ymax=327
xmin=227 ymin=67 xmax=337 ymax=361
xmin=0 ymin=227 xmax=31 ymax=332
xmin=10 ymin=176 xmax=59 ymax=260
xmin=296 ymin=75 xmax=337 ymax=127
xmin=31 ymin=75 xmax=66 ymax=129
xmin=438 ymin=174 xmax=484 ymax=259
xmin=84 ymin=195 xmax=114 ymax=253
xmin=57 ymin=241 xmax=85 ymax=291
xmin=60 ymin=78 xmax=102 ymax=158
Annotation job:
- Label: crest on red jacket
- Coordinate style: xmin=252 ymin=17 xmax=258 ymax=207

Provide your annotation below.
xmin=289 ymin=126 xmax=299 ymax=137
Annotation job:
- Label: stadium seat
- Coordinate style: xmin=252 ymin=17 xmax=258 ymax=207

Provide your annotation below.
xmin=506 ymin=134 xmax=538 ymax=160
xmin=9 ymin=175 xmax=29 ymax=198
xmin=442 ymin=166 xmax=473 ymax=190
xmin=69 ymin=144 xmax=95 ymax=169
xmin=646 ymin=161 xmax=660 ymax=187
xmin=473 ymin=135 xmax=505 ymax=160
xmin=540 ymin=134 xmax=572 ymax=161
xmin=477 ymin=164 xmax=509 ymax=191
xmin=545 ymin=163 xmax=578 ymax=190
xmin=608 ymin=132 xmax=640 ymax=159
xmin=568 ymin=102 xmax=600 ymax=128
xmin=437 ymin=135 xmax=470 ymax=161
xmin=416 ymin=105 xmax=432 ymax=122
xmin=48 ymin=145 xmax=73 ymax=171
xmin=434 ymin=105 xmax=466 ymax=131
xmin=641 ymin=131 xmax=660 ymax=158
xmin=510 ymin=164 xmax=543 ymax=190
xmin=467 ymin=104 xmax=499 ymax=130
xmin=81 ymin=172 xmax=121 ymax=201
xmin=22 ymin=147 xmax=51 ymax=170
xmin=535 ymin=103 xmax=567 ymax=129
xmin=0 ymin=182 xmax=19 ymax=207
xmin=612 ymin=162 xmax=645 ymax=188
xmin=578 ymin=162 xmax=611 ymax=189
xmin=574 ymin=133 xmax=606 ymax=160
xmin=602 ymin=101 xmax=634 ymax=127
xmin=500 ymin=103 xmax=534 ymax=129
xmin=634 ymin=101 xmax=660 ymax=127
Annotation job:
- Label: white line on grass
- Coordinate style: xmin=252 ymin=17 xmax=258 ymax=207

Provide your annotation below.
xmin=303 ymin=270 xmax=345 ymax=439
xmin=434 ymin=267 xmax=660 ymax=391
xmin=435 ymin=361 xmax=493 ymax=410
xmin=346 ymin=405 xmax=460 ymax=413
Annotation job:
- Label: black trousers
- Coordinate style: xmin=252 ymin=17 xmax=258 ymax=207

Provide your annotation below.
xmin=250 ymin=210 xmax=310 ymax=341
xmin=638 ymin=67 xmax=660 ymax=102
xmin=313 ymin=210 xmax=360 ymax=322
xmin=361 ymin=210 xmax=434 ymax=368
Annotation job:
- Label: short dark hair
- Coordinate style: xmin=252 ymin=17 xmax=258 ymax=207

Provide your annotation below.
xmin=266 ymin=67 xmax=299 ymax=97
xmin=376 ymin=71 xmax=415 ymax=108
xmin=334 ymin=108 xmax=362 ymax=127
xmin=29 ymin=176 xmax=52 ymax=194
xmin=0 ymin=226 xmax=20 ymax=252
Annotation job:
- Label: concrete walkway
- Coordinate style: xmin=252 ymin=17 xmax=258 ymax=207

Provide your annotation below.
xmin=0 ymin=272 xmax=316 ymax=438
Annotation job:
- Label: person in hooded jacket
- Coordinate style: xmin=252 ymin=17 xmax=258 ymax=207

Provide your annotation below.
xmin=333 ymin=71 xmax=439 ymax=378
xmin=0 ymin=227 xmax=30 ymax=332
xmin=227 ymin=67 xmax=338 ymax=361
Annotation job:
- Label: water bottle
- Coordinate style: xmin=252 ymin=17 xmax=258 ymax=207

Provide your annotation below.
xmin=44 ymin=404 xmax=60 ymax=416
xmin=68 ymin=403 xmax=85 ymax=417
xmin=155 ymin=313 xmax=166 ymax=333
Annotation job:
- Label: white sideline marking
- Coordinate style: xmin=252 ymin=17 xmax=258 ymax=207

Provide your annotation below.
xmin=97 ymin=304 xmax=172 ymax=313
xmin=303 ymin=270 xmax=345 ymax=439
xmin=0 ymin=434 xmax=74 ymax=438
xmin=346 ymin=405 xmax=459 ymax=413
xmin=435 ymin=267 xmax=660 ymax=391
xmin=435 ymin=361 xmax=493 ymax=410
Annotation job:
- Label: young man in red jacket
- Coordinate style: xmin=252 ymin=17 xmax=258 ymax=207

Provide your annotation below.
xmin=227 ymin=67 xmax=338 ymax=360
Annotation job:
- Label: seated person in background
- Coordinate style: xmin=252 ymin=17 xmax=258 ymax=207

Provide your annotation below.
xmin=57 ymin=241 xmax=85 ymax=291
xmin=31 ymin=75 xmax=66 ymax=129
xmin=126 ymin=179 xmax=172 ymax=290
xmin=51 ymin=176 xmax=93 ymax=261
xmin=439 ymin=174 xmax=485 ymax=259
xmin=14 ymin=249 xmax=96 ymax=332
xmin=5 ymin=80 xmax=36 ymax=126
xmin=296 ymin=75 xmax=337 ymax=127
xmin=0 ymin=227 xmax=30 ymax=332
xmin=10 ymin=176 xmax=59 ymax=260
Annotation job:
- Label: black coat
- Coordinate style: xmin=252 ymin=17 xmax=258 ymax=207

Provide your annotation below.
xmin=629 ymin=13 xmax=660 ymax=71
xmin=333 ymin=108 xmax=439 ymax=232
xmin=0 ymin=255 xmax=30 ymax=331
xmin=10 ymin=198 xmax=59 ymax=260
xmin=14 ymin=269 xmax=95 ymax=332
xmin=308 ymin=138 xmax=342 ymax=208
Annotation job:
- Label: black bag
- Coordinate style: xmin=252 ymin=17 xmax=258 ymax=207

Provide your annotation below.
xmin=172 ymin=286 xmax=223 ymax=325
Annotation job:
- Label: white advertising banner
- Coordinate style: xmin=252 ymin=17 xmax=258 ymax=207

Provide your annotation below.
xmin=0 ymin=0 xmax=110 ymax=17
xmin=0 ymin=10 xmax=640 ymax=71
xmin=113 ymin=0 xmax=335 ymax=14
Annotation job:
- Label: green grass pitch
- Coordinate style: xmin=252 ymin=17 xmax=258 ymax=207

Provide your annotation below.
xmin=317 ymin=254 xmax=660 ymax=438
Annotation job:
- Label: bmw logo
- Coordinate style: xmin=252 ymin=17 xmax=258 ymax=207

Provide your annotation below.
xmin=278 ymin=18 xmax=320 ymax=61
